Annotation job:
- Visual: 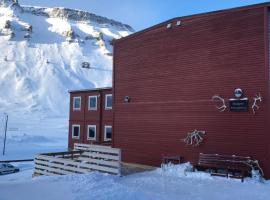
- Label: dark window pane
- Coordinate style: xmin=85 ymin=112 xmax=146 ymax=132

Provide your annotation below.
xmin=89 ymin=127 xmax=96 ymax=138
xmin=73 ymin=126 xmax=79 ymax=137
xmin=106 ymin=127 xmax=112 ymax=139
xmin=106 ymin=95 xmax=112 ymax=108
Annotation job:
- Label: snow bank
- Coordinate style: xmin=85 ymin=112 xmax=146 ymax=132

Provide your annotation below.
xmin=1 ymin=163 xmax=269 ymax=200
xmin=159 ymin=162 xmax=266 ymax=183
xmin=158 ymin=162 xmax=214 ymax=180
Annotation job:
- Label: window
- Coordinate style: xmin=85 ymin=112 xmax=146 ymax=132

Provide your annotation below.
xmin=105 ymin=94 xmax=112 ymax=110
xmin=87 ymin=125 xmax=96 ymax=140
xmin=73 ymin=96 xmax=81 ymax=111
xmin=104 ymin=125 xmax=112 ymax=141
xmin=72 ymin=124 xmax=80 ymax=139
xmin=88 ymin=96 xmax=97 ymax=110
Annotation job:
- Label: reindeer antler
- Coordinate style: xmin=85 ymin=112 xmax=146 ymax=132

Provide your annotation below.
xmin=212 ymin=95 xmax=227 ymax=112
xmin=252 ymin=93 xmax=262 ymax=114
xmin=183 ymin=130 xmax=206 ymax=147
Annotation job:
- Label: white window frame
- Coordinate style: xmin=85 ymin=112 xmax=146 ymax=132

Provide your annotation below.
xmin=87 ymin=125 xmax=96 ymax=141
xmin=88 ymin=96 xmax=98 ymax=111
xmin=72 ymin=124 xmax=80 ymax=139
xmin=73 ymin=96 xmax=81 ymax=111
xmin=105 ymin=94 xmax=112 ymax=110
xmin=104 ymin=125 xmax=112 ymax=141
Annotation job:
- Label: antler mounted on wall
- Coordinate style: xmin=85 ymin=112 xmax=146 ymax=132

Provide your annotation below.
xmin=212 ymin=95 xmax=227 ymax=112
xmin=183 ymin=130 xmax=206 ymax=147
xmin=252 ymin=93 xmax=262 ymax=114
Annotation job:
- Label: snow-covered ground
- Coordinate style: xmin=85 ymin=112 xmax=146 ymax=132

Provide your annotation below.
xmin=0 ymin=163 xmax=269 ymax=200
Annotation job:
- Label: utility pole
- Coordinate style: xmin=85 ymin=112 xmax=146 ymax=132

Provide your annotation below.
xmin=2 ymin=113 xmax=8 ymax=156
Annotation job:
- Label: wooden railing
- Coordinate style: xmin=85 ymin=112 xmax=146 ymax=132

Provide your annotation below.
xmin=41 ymin=150 xmax=84 ymax=159
xmin=74 ymin=143 xmax=111 ymax=151
xmin=34 ymin=144 xmax=121 ymax=176
xmin=74 ymin=143 xmax=94 ymax=151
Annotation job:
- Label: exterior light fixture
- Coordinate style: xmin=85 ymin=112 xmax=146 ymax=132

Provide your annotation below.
xmin=124 ymin=96 xmax=130 ymax=103
xmin=167 ymin=23 xmax=172 ymax=29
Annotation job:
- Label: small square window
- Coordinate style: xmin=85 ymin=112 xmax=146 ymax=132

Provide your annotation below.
xmin=88 ymin=96 xmax=97 ymax=110
xmin=87 ymin=125 xmax=96 ymax=140
xmin=73 ymin=97 xmax=81 ymax=110
xmin=72 ymin=125 xmax=80 ymax=139
xmin=105 ymin=94 xmax=112 ymax=110
xmin=104 ymin=125 xmax=112 ymax=141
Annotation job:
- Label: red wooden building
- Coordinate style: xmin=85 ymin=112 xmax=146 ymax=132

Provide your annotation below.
xmin=113 ymin=3 xmax=270 ymax=178
xmin=68 ymin=87 xmax=113 ymax=148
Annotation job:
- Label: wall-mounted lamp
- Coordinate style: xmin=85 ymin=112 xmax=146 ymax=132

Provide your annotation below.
xmin=124 ymin=96 xmax=130 ymax=103
xmin=166 ymin=23 xmax=172 ymax=29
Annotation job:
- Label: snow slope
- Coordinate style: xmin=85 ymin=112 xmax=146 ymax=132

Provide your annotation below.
xmin=0 ymin=0 xmax=133 ymax=157
xmin=0 ymin=163 xmax=269 ymax=200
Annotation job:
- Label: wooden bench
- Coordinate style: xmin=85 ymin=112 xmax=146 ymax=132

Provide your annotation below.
xmin=197 ymin=153 xmax=253 ymax=182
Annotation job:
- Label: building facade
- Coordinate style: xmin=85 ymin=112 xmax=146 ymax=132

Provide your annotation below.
xmin=68 ymin=88 xmax=113 ymax=149
xmin=113 ymin=3 xmax=270 ymax=178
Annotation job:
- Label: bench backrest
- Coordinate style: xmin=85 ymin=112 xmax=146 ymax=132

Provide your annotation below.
xmin=198 ymin=153 xmax=252 ymax=170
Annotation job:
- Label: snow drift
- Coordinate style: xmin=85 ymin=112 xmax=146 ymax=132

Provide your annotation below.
xmin=0 ymin=163 xmax=269 ymax=200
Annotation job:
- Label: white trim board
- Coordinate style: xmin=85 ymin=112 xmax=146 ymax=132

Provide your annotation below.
xmin=104 ymin=125 xmax=112 ymax=141
xmin=105 ymin=94 xmax=112 ymax=110
xmin=72 ymin=124 xmax=80 ymax=139
xmin=88 ymin=96 xmax=98 ymax=111
xmin=73 ymin=96 xmax=81 ymax=111
xmin=87 ymin=125 xmax=96 ymax=141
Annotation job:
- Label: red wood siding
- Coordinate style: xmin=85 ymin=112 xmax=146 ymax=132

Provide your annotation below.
xmin=68 ymin=89 xmax=113 ymax=148
xmin=267 ymin=8 xmax=270 ymax=171
xmin=113 ymin=6 xmax=270 ymax=178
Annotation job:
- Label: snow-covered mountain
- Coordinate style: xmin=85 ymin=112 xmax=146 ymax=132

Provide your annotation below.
xmin=0 ymin=0 xmax=133 ymax=146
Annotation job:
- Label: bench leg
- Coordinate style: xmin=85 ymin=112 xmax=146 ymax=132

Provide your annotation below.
xmin=241 ymin=171 xmax=244 ymax=182
xmin=192 ymin=166 xmax=196 ymax=172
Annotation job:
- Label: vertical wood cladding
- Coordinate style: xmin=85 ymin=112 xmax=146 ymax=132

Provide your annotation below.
xmin=68 ymin=88 xmax=113 ymax=148
xmin=113 ymin=6 xmax=270 ymax=178
xmin=267 ymin=9 xmax=270 ymax=173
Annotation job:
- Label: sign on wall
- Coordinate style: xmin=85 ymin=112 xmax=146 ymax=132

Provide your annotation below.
xmin=229 ymin=99 xmax=249 ymax=112
xmin=212 ymin=88 xmax=262 ymax=114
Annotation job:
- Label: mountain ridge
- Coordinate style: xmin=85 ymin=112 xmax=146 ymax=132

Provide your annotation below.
xmin=22 ymin=6 xmax=134 ymax=32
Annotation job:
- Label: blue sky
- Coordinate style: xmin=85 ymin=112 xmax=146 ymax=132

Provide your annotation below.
xmin=20 ymin=0 xmax=270 ymax=31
